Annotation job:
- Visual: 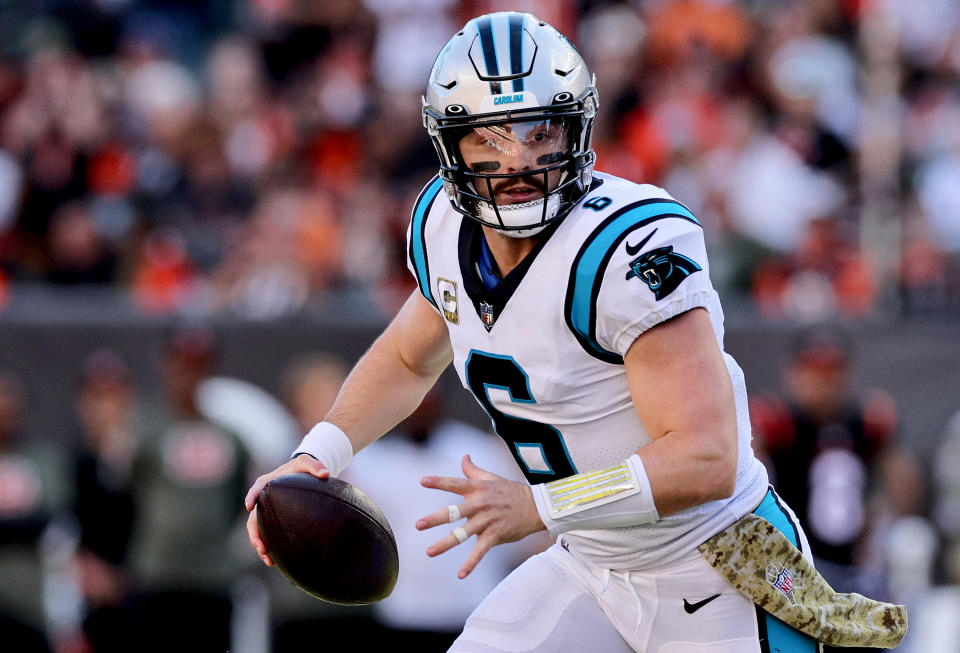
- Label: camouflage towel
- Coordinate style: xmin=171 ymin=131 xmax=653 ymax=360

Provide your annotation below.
xmin=698 ymin=513 xmax=907 ymax=648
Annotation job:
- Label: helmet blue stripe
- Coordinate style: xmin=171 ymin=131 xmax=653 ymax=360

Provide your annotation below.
xmin=509 ymin=14 xmax=524 ymax=93
xmin=477 ymin=17 xmax=500 ymax=93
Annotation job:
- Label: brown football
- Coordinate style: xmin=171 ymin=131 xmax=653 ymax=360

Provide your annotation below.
xmin=257 ymin=473 xmax=398 ymax=605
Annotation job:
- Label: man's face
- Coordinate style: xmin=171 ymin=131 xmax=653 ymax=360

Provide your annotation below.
xmin=786 ymin=348 xmax=849 ymax=417
xmin=78 ymin=380 xmax=134 ymax=439
xmin=457 ymin=119 xmax=569 ymax=206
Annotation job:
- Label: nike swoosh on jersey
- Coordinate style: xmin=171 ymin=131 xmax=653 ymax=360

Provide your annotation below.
xmin=683 ymin=593 xmax=721 ymax=614
xmin=624 ymin=228 xmax=657 ymax=256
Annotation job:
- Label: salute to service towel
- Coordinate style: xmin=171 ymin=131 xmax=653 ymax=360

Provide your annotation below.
xmin=698 ymin=513 xmax=908 ymax=649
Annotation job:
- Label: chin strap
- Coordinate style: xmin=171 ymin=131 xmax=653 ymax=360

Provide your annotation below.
xmin=476 ymin=194 xmax=561 ymax=238
xmin=472 ymin=169 xmax=569 ymax=237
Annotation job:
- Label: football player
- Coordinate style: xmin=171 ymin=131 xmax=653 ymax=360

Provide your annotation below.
xmin=246 ymin=13 xmax=883 ymax=652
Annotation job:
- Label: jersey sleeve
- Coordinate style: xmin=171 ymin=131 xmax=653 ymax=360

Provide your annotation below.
xmin=597 ymin=216 xmax=714 ymax=356
xmin=565 ymin=199 xmax=716 ymax=362
xmin=405 ymin=176 xmax=445 ymax=312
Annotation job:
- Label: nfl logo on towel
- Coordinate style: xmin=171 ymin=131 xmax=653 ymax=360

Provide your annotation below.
xmin=774 ymin=568 xmax=794 ymax=594
xmin=766 ymin=563 xmax=800 ymax=606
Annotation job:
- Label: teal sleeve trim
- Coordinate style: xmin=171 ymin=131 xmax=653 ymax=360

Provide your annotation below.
xmin=565 ymin=199 xmax=700 ymax=363
xmin=409 ymin=176 xmax=445 ymax=308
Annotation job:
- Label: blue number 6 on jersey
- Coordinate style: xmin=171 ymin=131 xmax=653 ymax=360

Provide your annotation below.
xmin=464 ymin=350 xmax=576 ymax=484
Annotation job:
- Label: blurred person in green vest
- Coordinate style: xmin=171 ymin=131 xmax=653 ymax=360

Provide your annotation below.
xmin=123 ymin=327 xmax=252 ymax=653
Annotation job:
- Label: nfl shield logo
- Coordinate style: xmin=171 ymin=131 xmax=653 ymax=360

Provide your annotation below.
xmin=773 ymin=568 xmax=795 ymax=595
xmin=479 ymin=302 xmax=495 ymax=327
xmin=766 ymin=563 xmax=800 ymax=605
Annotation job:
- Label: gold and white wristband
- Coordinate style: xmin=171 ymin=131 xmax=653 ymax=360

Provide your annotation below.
xmin=532 ymin=454 xmax=659 ymax=537
xmin=292 ymin=421 xmax=354 ymax=477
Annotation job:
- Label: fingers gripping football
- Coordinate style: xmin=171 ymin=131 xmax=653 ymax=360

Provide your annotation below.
xmin=244 ymin=454 xmax=330 ymax=566
xmin=417 ymin=454 xmax=545 ymax=579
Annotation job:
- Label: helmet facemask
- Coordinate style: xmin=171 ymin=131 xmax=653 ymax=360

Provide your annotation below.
xmin=425 ymin=95 xmax=596 ymax=237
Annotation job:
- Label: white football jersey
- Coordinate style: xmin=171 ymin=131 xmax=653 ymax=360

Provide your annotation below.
xmin=406 ymin=171 xmax=768 ymax=570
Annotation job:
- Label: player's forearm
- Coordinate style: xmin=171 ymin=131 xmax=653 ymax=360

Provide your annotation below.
xmin=322 ymin=291 xmax=452 ymax=454
xmin=624 ymin=308 xmax=739 ymax=517
xmin=637 ymin=425 xmax=737 ymax=517
xmin=324 ymin=330 xmax=444 ymax=451
xmin=530 ymin=421 xmax=736 ymax=536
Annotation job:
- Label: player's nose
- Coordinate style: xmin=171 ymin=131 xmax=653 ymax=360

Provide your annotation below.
xmin=504 ymin=158 xmax=534 ymax=174
xmin=502 ymin=148 xmax=537 ymax=172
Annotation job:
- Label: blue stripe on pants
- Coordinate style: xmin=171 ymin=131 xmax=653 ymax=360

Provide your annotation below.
xmin=753 ymin=489 xmax=820 ymax=653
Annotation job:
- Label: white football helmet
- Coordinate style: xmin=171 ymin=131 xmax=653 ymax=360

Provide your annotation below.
xmin=423 ymin=12 xmax=598 ymax=237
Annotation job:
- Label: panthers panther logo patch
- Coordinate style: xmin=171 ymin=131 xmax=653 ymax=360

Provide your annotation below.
xmin=625 ymin=244 xmax=702 ymax=301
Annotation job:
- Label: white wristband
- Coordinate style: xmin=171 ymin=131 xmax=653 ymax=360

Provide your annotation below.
xmin=292 ymin=422 xmax=354 ymax=477
xmin=532 ymin=454 xmax=659 ymax=537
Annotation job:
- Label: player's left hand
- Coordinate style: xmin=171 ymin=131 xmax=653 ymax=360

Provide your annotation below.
xmin=417 ymin=454 xmax=545 ymax=579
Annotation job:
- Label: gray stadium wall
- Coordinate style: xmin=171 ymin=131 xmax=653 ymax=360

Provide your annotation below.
xmin=0 ymin=307 xmax=957 ymax=466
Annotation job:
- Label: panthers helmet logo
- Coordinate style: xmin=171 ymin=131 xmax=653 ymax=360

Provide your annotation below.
xmin=625 ymin=245 xmax=702 ymax=300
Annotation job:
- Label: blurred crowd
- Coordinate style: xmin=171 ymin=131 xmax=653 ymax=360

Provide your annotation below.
xmin=0 ymin=0 xmax=958 ymax=321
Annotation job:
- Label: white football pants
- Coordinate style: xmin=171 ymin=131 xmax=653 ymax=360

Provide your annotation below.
xmin=450 ymin=490 xmax=820 ymax=653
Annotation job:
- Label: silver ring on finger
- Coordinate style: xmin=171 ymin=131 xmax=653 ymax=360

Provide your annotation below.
xmin=447 ymin=504 xmax=462 ymax=523
xmin=452 ymin=526 xmax=468 ymax=544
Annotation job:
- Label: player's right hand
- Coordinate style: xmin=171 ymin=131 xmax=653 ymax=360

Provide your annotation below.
xmin=417 ymin=454 xmax=545 ymax=579
xmin=244 ymin=454 xmax=330 ymax=566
